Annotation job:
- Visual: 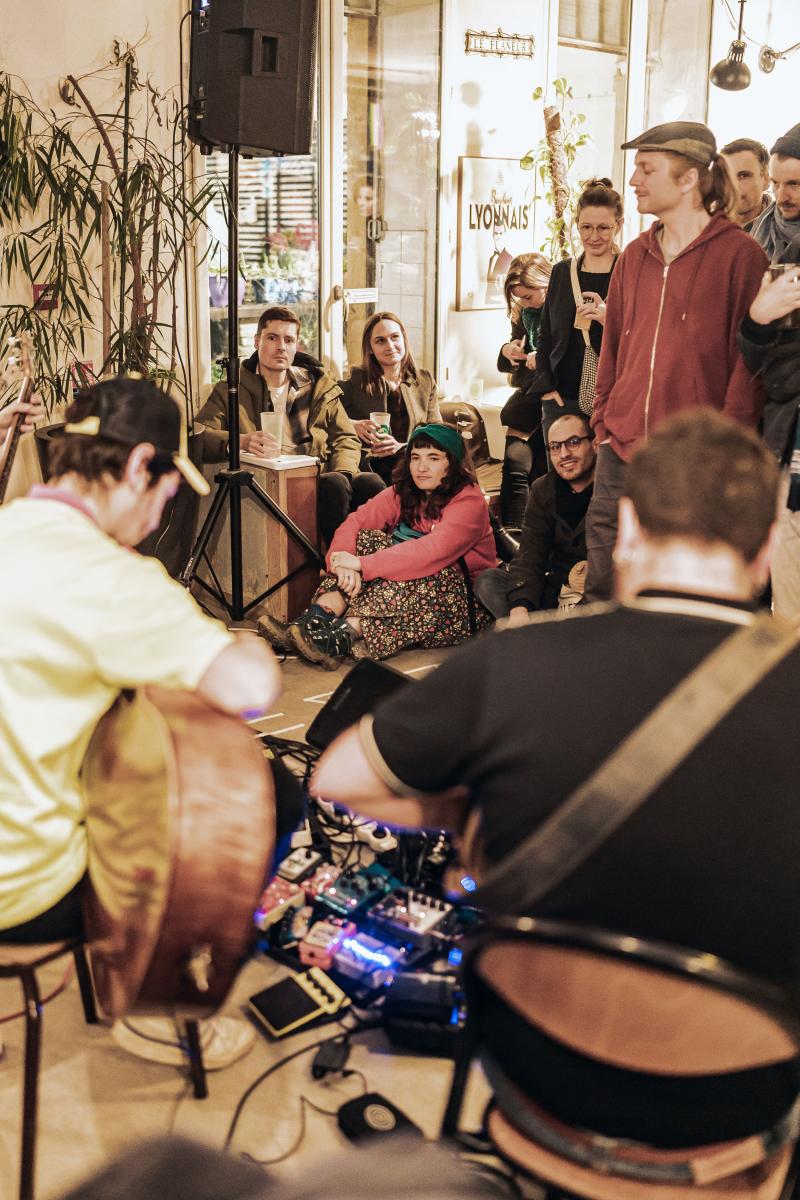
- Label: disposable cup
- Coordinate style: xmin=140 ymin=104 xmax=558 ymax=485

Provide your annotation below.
xmin=369 ymin=411 xmax=391 ymax=438
xmin=260 ymin=411 xmax=283 ymax=450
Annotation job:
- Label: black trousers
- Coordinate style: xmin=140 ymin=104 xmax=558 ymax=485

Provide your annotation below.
xmin=317 ymin=470 xmax=385 ymax=547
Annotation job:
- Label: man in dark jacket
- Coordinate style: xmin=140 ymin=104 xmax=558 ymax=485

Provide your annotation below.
xmin=738 ymin=262 xmax=800 ymax=620
xmin=197 ymin=305 xmax=384 ymax=545
xmin=585 ymin=121 xmax=766 ymax=601
xmin=474 ymin=413 xmax=595 ymax=621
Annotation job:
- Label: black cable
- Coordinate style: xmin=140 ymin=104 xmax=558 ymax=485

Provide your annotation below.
xmin=223 ymin=1025 xmax=351 ymax=1151
xmin=237 ymin=1069 xmax=369 ymax=1168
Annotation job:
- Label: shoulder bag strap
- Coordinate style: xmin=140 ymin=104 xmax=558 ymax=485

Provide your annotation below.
xmin=569 ymin=256 xmax=591 ymax=350
xmin=476 ymin=613 xmax=800 ymax=914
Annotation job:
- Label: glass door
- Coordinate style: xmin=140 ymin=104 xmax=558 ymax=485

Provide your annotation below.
xmin=324 ymin=1 xmax=443 ymax=379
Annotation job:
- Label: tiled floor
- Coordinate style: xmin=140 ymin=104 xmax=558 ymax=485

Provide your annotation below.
xmin=1 ymin=648 xmax=490 ymax=1200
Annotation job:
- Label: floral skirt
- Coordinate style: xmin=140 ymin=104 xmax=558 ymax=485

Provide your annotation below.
xmin=313 ymin=529 xmax=492 ymax=660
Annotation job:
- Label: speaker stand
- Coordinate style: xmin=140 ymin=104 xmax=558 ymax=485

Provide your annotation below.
xmin=181 ymin=146 xmax=323 ymax=622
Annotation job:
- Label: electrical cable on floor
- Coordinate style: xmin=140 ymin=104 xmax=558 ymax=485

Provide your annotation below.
xmin=223 ymin=1027 xmax=348 ymax=1151
xmin=238 ymin=1067 xmax=368 ymax=1168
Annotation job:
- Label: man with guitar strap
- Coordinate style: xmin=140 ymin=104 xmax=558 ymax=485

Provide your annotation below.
xmin=0 ymin=378 xmax=282 ymax=1069
xmin=314 ymin=410 xmax=800 ymax=1149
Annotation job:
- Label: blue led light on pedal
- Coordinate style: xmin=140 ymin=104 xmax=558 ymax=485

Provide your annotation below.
xmin=460 ymin=875 xmax=477 ymax=893
xmin=342 ymin=936 xmax=393 ymax=969
xmin=447 ymin=947 xmax=462 ymax=967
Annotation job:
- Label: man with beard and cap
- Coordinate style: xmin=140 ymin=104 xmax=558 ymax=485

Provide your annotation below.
xmin=751 ymin=122 xmax=800 ymax=266
xmin=583 ymin=121 xmax=766 ymax=601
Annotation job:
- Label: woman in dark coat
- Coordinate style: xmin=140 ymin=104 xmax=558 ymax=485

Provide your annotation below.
xmin=339 ymin=311 xmax=441 ymax=484
xmin=496 ymin=252 xmax=552 ymax=527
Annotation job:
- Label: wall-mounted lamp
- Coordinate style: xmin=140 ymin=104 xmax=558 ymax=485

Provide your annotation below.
xmin=709 ymin=0 xmax=751 ymax=91
xmin=758 ymin=41 xmax=800 ymax=74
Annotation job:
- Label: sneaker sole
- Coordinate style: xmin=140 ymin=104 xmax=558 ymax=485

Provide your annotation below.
xmin=111 ymin=1018 xmax=256 ymax=1071
xmin=288 ymin=624 xmax=342 ymax=670
xmin=256 ymin=614 xmax=294 ymax=652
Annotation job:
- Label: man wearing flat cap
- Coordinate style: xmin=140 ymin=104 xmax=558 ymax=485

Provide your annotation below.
xmin=742 ymin=122 xmax=800 ymax=619
xmin=584 ymin=120 xmax=767 ymax=601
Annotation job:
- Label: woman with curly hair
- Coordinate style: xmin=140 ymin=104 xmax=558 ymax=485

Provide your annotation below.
xmin=258 ymin=424 xmax=496 ymax=666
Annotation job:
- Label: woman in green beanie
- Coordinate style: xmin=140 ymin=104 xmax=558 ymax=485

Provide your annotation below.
xmin=258 ymin=424 xmax=497 ymax=664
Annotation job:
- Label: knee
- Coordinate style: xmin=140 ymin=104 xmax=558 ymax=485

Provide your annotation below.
xmin=503 ymin=436 xmax=533 ymax=474
xmin=351 ymin=472 xmax=386 ymax=506
xmin=319 ymin=472 xmax=351 ymax=504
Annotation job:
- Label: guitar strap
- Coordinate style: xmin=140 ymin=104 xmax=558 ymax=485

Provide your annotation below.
xmin=475 ymin=612 xmax=800 ymax=915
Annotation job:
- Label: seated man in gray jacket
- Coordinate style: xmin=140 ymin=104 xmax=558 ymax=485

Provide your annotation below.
xmin=474 ymin=413 xmax=595 ymax=623
xmin=198 ymin=305 xmax=384 ymax=545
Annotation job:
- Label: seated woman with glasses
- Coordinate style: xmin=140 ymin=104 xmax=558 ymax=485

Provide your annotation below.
xmin=258 ymin=425 xmax=496 ymax=665
xmin=496 ymin=252 xmax=553 ymax=529
xmin=529 ymin=178 xmax=623 ymax=447
xmin=339 ymin=311 xmax=441 ymax=485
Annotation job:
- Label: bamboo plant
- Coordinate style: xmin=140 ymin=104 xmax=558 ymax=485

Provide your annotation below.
xmin=0 ymin=39 xmax=220 ymax=413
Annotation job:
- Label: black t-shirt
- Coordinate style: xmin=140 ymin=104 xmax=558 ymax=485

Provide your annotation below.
xmin=556 ymin=265 xmax=612 ymax=402
xmin=366 ymin=594 xmax=800 ymax=987
xmin=364 ymin=594 xmax=800 ymax=1142
xmin=554 ymin=473 xmax=591 ymax=529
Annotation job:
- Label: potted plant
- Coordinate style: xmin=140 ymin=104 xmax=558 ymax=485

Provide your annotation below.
xmin=0 ymin=39 xmax=220 ymax=415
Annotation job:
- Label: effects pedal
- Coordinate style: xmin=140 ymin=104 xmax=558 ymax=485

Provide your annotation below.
xmin=277 ymin=847 xmax=323 ymax=882
xmin=304 ymin=861 xmax=341 ymax=900
xmin=333 ymin=932 xmax=405 ymax=988
xmin=337 ymin=1093 xmax=423 ymax=1143
xmin=367 ymin=889 xmax=452 ymax=946
xmin=354 ymin=821 xmax=398 ymax=853
xmin=319 ymin=863 xmax=397 ymax=917
xmin=254 ymin=877 xmax=305 ymax=930
xmin=298 ymin=917 xmax=356 ymax=969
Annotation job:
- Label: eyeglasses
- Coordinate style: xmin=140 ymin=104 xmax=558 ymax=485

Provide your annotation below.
xmin=578 ymin=224 xmax=614 ymax=236
xmin=546 ymin=434 xmax=591 ymax=454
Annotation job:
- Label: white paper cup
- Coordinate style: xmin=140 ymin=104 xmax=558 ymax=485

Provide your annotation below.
xmin=369 ymin=411 xmax=391 ymax=437
xmin=260 ymin=411 xmax=283 ymax=448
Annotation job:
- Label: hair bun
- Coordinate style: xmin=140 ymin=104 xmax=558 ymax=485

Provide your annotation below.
xmin=583 ymin=176 xmax=613 ymax=189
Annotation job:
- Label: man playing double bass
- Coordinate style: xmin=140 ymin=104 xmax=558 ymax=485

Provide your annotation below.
xmin=0 ymin=377 xmax=281 ymax=1069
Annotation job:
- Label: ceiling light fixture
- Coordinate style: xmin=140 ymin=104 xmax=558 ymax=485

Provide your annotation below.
xmin=709 ymin=0 xmax=751 ymax=91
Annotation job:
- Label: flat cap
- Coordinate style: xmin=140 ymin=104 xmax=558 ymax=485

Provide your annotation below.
xmin=621 ymin=121 xmax=717 ymax=166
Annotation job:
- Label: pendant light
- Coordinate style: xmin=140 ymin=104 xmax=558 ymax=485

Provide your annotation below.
xmin=709 ymin=0 xmax=751 ymax=91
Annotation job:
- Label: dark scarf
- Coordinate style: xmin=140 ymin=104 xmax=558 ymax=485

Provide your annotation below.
xmin=752 ymin=203 xmax=800 ymax=265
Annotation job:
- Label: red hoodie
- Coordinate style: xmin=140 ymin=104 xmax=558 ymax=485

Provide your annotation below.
xmin=592 ymin=214 xmax=767 ymax=461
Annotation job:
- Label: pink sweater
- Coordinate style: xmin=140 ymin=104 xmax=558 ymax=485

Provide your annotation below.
xmin=327 ymin=484 xmax=497 ymax=582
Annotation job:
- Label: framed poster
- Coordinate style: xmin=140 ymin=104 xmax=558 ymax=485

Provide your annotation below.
xmin=456 ymin=156 xmax=535 ymax=312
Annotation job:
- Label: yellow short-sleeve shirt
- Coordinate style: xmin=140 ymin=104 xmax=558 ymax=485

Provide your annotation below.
xmin=0 ymin=492 xmax=235 ymax=930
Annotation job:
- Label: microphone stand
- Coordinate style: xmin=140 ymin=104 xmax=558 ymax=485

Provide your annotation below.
xmin=181 ymin=146 xmax=323 ymax=622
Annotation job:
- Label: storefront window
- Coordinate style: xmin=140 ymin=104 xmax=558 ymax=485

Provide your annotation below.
xmin=558 ymin=0 xmax=631 ymax=209
xmin=643 ymin=0 xmax=712 ymax=127
xmin=205 ymin=142 xmax=320 ymax=381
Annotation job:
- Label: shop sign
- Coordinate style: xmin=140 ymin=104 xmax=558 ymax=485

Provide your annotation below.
xmin=464 ymin=29 xmax=535 ymax=59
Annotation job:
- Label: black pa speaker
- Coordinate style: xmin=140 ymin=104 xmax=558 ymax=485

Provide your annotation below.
xmin=188 ymin=0 xmax=319 ymax=156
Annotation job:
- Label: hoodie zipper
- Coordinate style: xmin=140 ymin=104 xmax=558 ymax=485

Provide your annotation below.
xmin=643 ymin=263 xmax=670 ymax=436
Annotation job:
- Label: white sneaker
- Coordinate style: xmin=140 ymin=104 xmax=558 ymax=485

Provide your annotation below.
xmin=111 ymin=1015 xmax=256 ymax=1070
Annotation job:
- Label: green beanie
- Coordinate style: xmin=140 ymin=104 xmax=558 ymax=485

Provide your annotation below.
xmin=408 ymin=422 xmax=466 ymax=461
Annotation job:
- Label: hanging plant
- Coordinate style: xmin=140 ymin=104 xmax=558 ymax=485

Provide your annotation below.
xmin=520 ymin=77 xmax=592 ymax=260
xmin=0 ymin=38 xmax=220 ymax=413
